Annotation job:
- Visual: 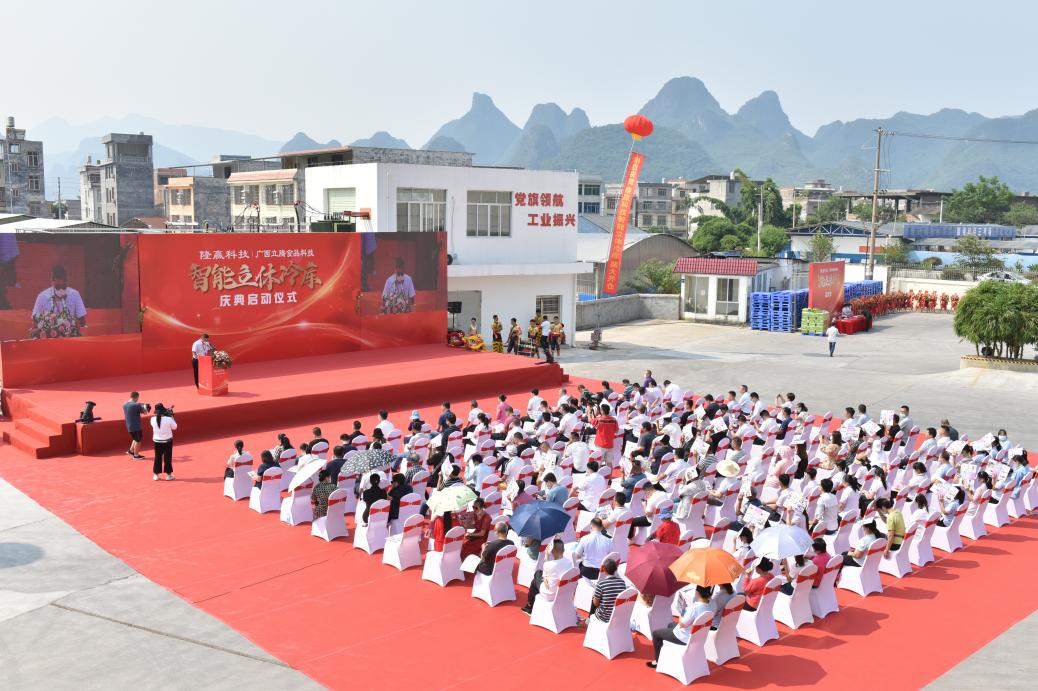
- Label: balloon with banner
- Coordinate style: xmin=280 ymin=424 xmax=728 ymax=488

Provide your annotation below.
xmin=602 ymin=115 xmax=654 ymax=295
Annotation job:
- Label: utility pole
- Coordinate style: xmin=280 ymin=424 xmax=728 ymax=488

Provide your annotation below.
xmin=57 ymin=178 xmax=63 ymax=219
xmin=865 ymin=127 xmax=883 ymax=279
xmin=757 ymin=181 xmax=764 ymax=252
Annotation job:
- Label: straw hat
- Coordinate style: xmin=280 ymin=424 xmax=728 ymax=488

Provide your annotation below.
xmin=716 ymin=459 xmax=740 ymax=478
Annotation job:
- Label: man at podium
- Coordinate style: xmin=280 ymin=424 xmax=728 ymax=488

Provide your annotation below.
xmin=191 ymin=333 xmax=213 ymax=388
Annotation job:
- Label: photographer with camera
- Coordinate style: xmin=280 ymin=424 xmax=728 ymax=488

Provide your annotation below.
xmin=151 ymin=403 xmax=178 ymax=481
xmin=123 ymin=391 xmax=151 ymax=460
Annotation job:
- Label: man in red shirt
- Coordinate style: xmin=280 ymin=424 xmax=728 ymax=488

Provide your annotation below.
xmin=591 ymin=402 xmax=619 ymax=469
xmin=651 ymin=506 xmax=680 ymax=545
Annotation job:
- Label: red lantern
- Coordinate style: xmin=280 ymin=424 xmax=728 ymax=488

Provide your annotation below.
xmin=624 ymin=114 xmax=654 ymax=140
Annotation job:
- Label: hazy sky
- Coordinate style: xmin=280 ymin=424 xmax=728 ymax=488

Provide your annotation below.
xmin=8 ymin=0 xmax=1036 ymax=145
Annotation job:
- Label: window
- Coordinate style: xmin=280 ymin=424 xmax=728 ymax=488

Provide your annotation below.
xmin=7 ymin=161 xmax=19 ymax=173
xmin=280 ymin=184 xmax=294 ymax=205
xmin=326 ymin=187 xmax=356 ymax=214
xmin=579 ymin=183 xmax=601 ymax=196
xmin=466 ymin=190 xmax=511 ymax=237
xmin=716 ymin=277 xmax=740 ymax=316
xmin=578 ymin=201 xmax=600 ymax=214
xmin=183 ymin=215 xmax=193 ymax=224
xmin=684 ymin=276 xmax=709 ymax=314
xmin=236 ymin=185 xmax=259 ymax=205
xmin=265 ymin=216 xmax=278 ymax=225
xmin=306 ymin=156 xmax=318 ymax=167
xmin=173 ymin=188 xmax=191 ymax=206
xmin=657 ymin=200 xmax=668 ymax=210
xmin=264 ymin=185 xmax=279 ymax=205
xmin=28 ymin=175 xmax=41 ymax=192
xmin=27 ymin=151 xmax=40 ymax=167
xmin=396 ymin=188 xmax=446 ymax=232
xmin=331 ymin=154 xmax=344 ymax=165
xmin=606 ymin=196 xmax=617 ymax=210
xmin=536 ymin=295 xmax=561 ymax=317
xmin=656 ymin=188 xmax=667 ymax=197
xmin=8 ymin=143 xmax=20 ymax=154
xmin=28 ymin=202 xmax=41 ymax=217
xmin=170 ymin=214 xmax=181 ymax=223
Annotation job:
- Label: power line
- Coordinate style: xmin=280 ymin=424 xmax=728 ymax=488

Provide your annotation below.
xmin=889 ymin=131 xmax=1038 ymax=146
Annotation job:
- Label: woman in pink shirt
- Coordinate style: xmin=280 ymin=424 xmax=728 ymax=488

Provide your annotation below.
xmin=810 ymin=538 xmax=831 ymax=587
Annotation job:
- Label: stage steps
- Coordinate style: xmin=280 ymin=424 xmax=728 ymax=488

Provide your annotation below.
xmin=1 ymin=403 xmax=77 ymax=459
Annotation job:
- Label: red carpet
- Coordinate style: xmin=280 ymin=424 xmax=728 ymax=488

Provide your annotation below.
xmin=2 ymin=380 xmax=1037 ymax=689
xmin=2 ymin=346 xmax=565 ymax=457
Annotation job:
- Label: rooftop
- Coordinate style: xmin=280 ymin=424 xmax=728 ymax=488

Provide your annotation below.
xmin=673 ymin=256 xmax=760 ymax=276
xmin=228 ymin=169 xmax=297 ymax=183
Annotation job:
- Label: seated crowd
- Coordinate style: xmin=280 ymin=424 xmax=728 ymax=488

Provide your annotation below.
xmin=221 ymin=370 xmax=1034 ymax=678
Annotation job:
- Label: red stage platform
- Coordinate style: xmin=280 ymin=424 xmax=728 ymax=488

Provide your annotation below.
xmin=1 ymin=345 xmax=566 ymax=457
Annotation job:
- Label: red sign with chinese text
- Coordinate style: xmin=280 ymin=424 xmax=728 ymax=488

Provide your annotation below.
xmin=514 ymin=192 xmax=575 ymax=227
xmin=139 ymin=233 xmax=363 ymax=361
xmin=808 ymin=261 xmax=846 ymax=317
xmin=603 ymin=152 xmax=645 ymax=294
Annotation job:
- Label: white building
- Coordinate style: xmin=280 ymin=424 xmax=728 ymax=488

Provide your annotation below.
xmin=674 ymin=256 xmax=793 ymax=323
xmin=304 ymin=163 xmax=589 ymax=345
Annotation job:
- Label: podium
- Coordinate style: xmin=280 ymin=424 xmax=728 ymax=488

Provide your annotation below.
xmin=197 ymin=355 xmax=229 ymax=396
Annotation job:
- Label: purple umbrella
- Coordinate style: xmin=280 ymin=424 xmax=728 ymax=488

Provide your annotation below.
xmin=625 ymin=541 xmax=685 ymax=596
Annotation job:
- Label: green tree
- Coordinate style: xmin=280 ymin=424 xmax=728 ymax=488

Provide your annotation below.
xmin=954 ymin=235 xmax=1002 ymax=278
xmin=624 ymin=259 xmax=681 ymax=295
xmin=719 ymin=234 xmax=743 ymax=251
xmin=690 ymin=217 xmax=752 ymax=253
xmin=882 ymin=238 xmax=910 ymax=265
xmin=953 ymin=281 xmax=1038 ymax=358
xmin=739 ymin=175 xmax=789 ymax=228
xmin=808 ymin=233 xmax=834 ymax=262
xmin=746 ymin=224 xmax=789 ymax=257
xmin=943 ymin=175 xmax=1013 ymax=223
xmin=1001 ymin=202 xmax=1038 ymax=228
xmin=851 ymin=200 xmax=897 ymax=224
xmin=806 ymin=196 xmax=849 ymax=224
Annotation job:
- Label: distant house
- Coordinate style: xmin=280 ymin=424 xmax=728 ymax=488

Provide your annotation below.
xmin=577 ymin=214 xmax=693 ymax=298
xmin=673 ymin=256 xmax=791 ymax=323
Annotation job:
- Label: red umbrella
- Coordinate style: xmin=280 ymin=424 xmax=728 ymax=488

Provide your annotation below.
xmin=625 ymin=541 xmax=684 ymax=596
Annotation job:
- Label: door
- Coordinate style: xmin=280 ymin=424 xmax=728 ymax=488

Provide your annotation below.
xmin=683 ymin=276 xmax=709 ymax=315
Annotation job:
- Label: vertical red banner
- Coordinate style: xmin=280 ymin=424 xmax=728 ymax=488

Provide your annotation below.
xmin=602 ymin=151 xmax=645 ymax=295
xmin=808 ymin=260 xmax=846 ymax=316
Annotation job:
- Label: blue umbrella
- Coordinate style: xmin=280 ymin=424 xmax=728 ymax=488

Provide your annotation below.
xmin=510 ymin=500 xmax=572 ymax=541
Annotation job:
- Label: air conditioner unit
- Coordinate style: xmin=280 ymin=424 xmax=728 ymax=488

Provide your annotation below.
xmin=447 ymin=252 xmax=458 ymax=265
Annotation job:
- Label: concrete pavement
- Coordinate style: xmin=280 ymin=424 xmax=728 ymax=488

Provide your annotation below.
xmin=0 ymin=478 xmax=318 ymax=690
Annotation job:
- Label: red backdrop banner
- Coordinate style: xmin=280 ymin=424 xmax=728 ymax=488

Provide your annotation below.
xmin=0 ymin=232 xmax=449 ymax=387
xmin=808 ymin=261 xmax=846 ymax=316
xmin=138 ymin=233 xmax=363 ymax=362
xmin=602 ymin=151 xmax=645 ymax=295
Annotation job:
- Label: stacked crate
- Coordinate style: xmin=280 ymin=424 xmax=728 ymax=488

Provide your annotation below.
xmin=750 ymin=293 xmax=770 ymax=330
xmin=800 ymin=307 xmax=828 ymax=335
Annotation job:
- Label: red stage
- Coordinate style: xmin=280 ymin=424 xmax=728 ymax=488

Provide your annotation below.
xmin=1 ymin=346 xmax=566 ymax=457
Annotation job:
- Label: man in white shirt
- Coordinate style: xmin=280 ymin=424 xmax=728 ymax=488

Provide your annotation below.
xmin=465 ymin=400 xmax=483 ymax=427
xmin=572 ymin=518 xmax=611 ymax=579
xmin=577 ymin=460 xmax=607 ymax=510
xmin=526 ymin=388 xmax=544 ymax=421
xmin=826 ymin=323 xmax=840 ymax=357
xmin=660 ymin=415 xmax=683 ymax=449
xmin=556 ymin=388 xmax=571 ymax=411
xmin=736 ymin=384 xmax=751 ymax=415
xmin=190 ymin=333 xmax=213 ymax=388
xmin=521 ymin=538 xmax=574 ymax=613
xmin=31 ymin=264 xmax=87 ymax=338
xmin=567 ymin=438 xmax=590 ymax=473
xmin=374 ymin=409 xmax=396 ymax=437
xmin=465 ymin=454 xmax=494 ymax=489
xmin=663 ymin=380 xmax=682 ymax=406
xmin=558 ymin=406 xmax=578 ymax=441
